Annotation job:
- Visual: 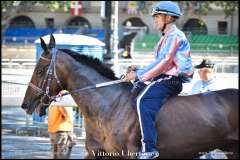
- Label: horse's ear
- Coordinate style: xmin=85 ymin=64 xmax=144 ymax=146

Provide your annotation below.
xmin=40 ymin=37 xmax=48 ymax=53
xmin=48 ymin=34 xmax=55 ymax=49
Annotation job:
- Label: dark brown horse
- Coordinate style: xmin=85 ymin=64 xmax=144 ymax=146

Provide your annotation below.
xmin=21 ymin=35 xmax=239 ymax=159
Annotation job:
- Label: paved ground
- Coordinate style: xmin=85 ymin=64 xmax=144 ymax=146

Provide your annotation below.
xmin=2 ymin=129 xmax=87 ymax=159
xmin=1 ymin=106 xmax=87 ymax=159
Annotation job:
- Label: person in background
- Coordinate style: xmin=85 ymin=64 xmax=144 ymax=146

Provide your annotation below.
xmin=191 ymin=59 xmax=216 ymax=94
xmin=191 ymin=60 xmax=230 ymax=159
xmin=48 ymin=98 xmax=77 ymax=159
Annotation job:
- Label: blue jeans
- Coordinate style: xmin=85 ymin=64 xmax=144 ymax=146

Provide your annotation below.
xmin=136 ymin=75 xmax=182 ymax=152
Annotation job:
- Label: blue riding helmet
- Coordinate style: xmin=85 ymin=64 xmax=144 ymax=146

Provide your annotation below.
xmin=152 ymin=1 xmax=182 ymax=18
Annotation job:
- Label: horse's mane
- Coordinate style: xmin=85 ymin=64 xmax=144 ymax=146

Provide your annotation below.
xmin=59 ymin=49 xmax=118 ymax=80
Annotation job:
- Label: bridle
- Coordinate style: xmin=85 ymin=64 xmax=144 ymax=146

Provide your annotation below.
xmin=28 ymin=48 xmax=63 ymax=106
xmin=27 ymin=48 xmax=127 ymax=106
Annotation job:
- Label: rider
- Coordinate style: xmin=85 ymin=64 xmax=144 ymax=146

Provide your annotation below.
xmin=125 ymin=1 xmax=193 ymax=159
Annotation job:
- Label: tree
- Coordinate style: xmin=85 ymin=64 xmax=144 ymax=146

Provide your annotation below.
xmin=177 ymin=1 xmax=238 ymax=35
xmin=177 ymin=1 xmax=238 ymax=17
xmin=1 ymin=1 xmax=66 ymax=29
xmin=213 ymin=1 xmax=238 ymax=18
xmin=1 ymin=1 xmax=238 ymax=34
xmin=214 ymin=1 xmax=238 ymax=35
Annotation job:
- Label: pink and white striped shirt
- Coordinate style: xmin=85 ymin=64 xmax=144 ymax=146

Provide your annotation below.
xmin=136 ymin=24 xmax=193 ymax=81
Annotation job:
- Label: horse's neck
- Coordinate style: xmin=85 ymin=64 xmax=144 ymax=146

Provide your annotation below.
xmin=70 ymin=74 xmax=123 ymax=118
xmin=56 ymin=56 xmax=124 ymax=118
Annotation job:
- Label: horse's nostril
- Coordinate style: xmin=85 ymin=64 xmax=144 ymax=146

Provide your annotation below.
xmin=22 ymin=103 xmax=28 ymax=109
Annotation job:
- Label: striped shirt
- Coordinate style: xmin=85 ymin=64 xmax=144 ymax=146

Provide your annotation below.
xmin=136 ymin=24 xmax=193 ymax=81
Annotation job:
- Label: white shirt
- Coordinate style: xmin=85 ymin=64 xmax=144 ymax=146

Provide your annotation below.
xmin=191 ymin=78 xmax=218 ymax=94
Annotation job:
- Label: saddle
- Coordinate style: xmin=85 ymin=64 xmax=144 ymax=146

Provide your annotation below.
xmin=131 ymin=80 xmax=147 ymax=96
xmin=131 ymin=74 xmax=184 ymax=95
xmin=130 ymin=75 xmax=184 ymax=108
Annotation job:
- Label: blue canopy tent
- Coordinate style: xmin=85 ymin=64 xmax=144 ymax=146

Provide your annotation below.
xmin=35 ymin=33 xmax=105 ymax=61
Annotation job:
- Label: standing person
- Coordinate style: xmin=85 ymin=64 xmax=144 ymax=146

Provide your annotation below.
xmin=124 ymin=1 xmax=193 ymax=159
xmin=191 ymin=59 xmax=229 ymax=159
xmin=191 ymin=59 xmax=216 ymax=94
xmin=48 ymin=96 xmax=77 ymax=159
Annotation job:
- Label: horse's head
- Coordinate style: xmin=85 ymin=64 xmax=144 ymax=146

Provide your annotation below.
xmin=21 ymin=34 xmax=63 ymax=116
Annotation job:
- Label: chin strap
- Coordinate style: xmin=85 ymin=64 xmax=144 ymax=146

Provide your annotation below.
xmin=161 ymin=15 xmax=173 ymax=36
xmin=161 ymin=24 xmax=166 ymax=36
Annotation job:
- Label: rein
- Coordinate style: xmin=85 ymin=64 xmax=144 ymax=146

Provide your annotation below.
xmin=56 ymin=79 xmax=126 ymax=98
xmin=28 ymin=48 xmax=126 ymax=104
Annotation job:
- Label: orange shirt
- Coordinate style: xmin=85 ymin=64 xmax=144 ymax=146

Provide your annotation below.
xmin=48 ymin=105 xmax=74 ymax=133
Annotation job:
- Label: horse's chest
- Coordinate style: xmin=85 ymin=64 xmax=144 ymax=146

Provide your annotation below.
xmin=102 ymin=131 xmax=124 ymax=152
xmin=95 ymin=121 xmax=124 ymax=150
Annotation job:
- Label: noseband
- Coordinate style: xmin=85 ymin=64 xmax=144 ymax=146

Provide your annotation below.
xmin=28 ymin=48 xmax=63 ymax=106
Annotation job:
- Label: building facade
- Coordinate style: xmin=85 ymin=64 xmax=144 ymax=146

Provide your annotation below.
xmin=4 ymin=1 xmax=238 ymax=36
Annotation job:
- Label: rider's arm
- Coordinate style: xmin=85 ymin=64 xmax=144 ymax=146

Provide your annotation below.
xmin=59 ymin=107 xmax=68 ymax=120
xmin=136 ymin=35 xmax=180 ymax=81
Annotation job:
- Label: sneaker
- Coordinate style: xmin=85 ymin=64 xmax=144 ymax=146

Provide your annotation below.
xmin=198 ymin=149 xmax=228 ymax=159
xmin=137 ymin=150 xmax=159 ymax=159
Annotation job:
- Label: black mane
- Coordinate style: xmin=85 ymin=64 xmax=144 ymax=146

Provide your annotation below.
xmin=59 ymin=49 xmax=117 ymax=80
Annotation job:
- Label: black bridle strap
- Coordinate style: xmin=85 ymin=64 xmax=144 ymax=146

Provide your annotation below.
xmin=30 ymin=48 xmax=127 ymax=102
xmin=28 ymin=48 xmax=63 ymax=103
xmin=45 ymin=48 xmax=57 ymax=94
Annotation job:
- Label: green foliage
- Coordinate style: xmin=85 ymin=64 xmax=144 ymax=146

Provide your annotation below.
xmin=1 ymin=1 xmax=67 ymax=29
xmin=176 ymin=1 xmax=238 ymax=17
xmin=214 ymin=1 xmax=239 ymax=18
xmin=1 ymin=1 xmax=68 ymax=13
xmin=38 ymin=1 xmax=68 ymax=12
xmin=2 ymin=1 xmax=238 ymax=17
xmin=195 ymin=1 xmax=212 ymax=16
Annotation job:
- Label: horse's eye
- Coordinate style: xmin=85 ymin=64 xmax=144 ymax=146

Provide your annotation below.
xmin=36 ymin=64 xmax=49 ymax=75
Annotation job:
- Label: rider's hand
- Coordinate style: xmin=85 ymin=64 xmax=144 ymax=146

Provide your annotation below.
xmin=126 ymin=65 xmax=137 ymax=73
xmin=124 ymin=71 xmax=136 ymax=81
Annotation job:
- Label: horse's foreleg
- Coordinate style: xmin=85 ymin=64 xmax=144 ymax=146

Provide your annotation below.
xmin=84 ymin=153 xmax=96 ymax=159
xmin=222 ymin=140 xmax=239 ymax=159
xmin=85 ymin=135 xmax=106 ymax=159
xmin=112 ymin=126 xmax=140 ymax=159
xmin=218 ymin=140 xmax=239 ymax=159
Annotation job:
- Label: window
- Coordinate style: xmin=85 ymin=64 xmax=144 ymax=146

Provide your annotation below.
xmin=67 ymin=17 xmax=91 ymax=29
xmin=45 ymin=18 xmax=54 ymax=28
xmin=10 ymin=16 xmax=35 ymax=28
xmin=182 ymin=18 xmax=208 ymax=34
xmin=218 ymin=21 xmax=227 ymax=34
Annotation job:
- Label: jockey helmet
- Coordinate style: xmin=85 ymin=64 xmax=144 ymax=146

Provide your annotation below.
xmin=152 ymin=1 xmax=182 ymax=18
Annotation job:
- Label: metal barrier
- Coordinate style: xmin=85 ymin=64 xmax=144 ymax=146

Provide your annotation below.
xmin=2 ymin=72 xmax=85 ymax=138
xmin=112 ymin=55 xmax=239 ymax=77
xmin=1 ymin=62 xmax=21 ymax=69
xmin=2 ymin=59 xmax=36 ymax=69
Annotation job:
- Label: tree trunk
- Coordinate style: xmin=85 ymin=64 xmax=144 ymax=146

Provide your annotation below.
xmin=230 ymin=14 xmax=233 ymax=35
xmin=104 ymin=1 xmax=112 ymax=59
